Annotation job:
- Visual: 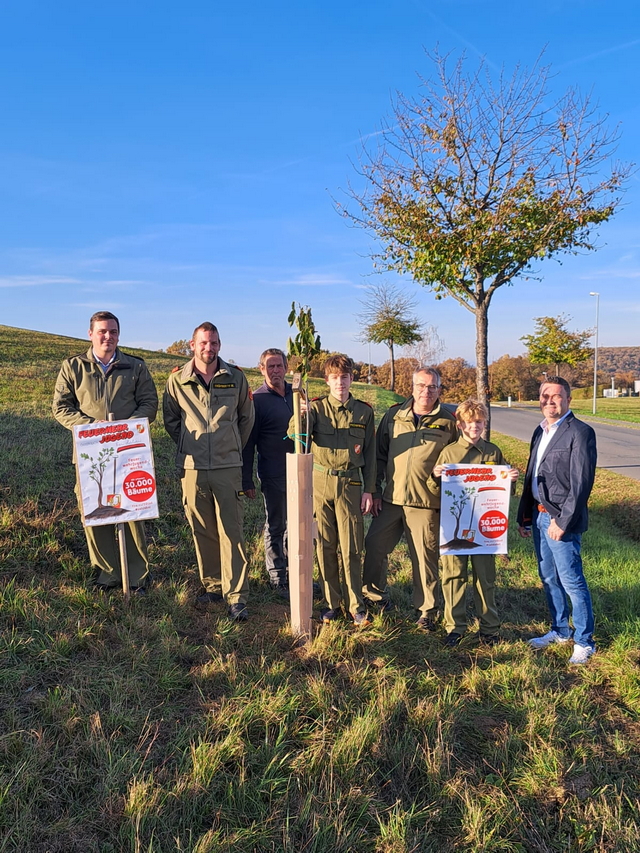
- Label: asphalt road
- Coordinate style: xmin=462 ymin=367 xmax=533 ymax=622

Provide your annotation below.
xmin=491 ymin=405 xmax=640 ymax=482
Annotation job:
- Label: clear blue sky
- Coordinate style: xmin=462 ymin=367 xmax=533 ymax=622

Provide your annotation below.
xmin=1 ymin=1 xmax=638 ymax=368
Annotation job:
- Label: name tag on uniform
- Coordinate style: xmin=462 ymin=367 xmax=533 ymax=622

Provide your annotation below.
xmin=213 ymin=382 xmax=236 ymax=389
xmin=350 ymin=422 xmax=365 ymax=429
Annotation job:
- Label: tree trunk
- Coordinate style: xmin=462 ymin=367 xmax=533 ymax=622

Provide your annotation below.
xmin=475 ymin=302 xmax=491 ymax=438
xmin=389 ymin=342 xmax=396 ymax=392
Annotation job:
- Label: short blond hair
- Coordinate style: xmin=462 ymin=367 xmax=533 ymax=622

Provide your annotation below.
xmin=456 ymin=399 xmax=488 ymax=423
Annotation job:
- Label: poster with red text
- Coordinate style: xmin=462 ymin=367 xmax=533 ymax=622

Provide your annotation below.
xmin=73 ymin=418 xmax=159 ymax=527
xmin=439 ymin=463 xmax=511 ymax=555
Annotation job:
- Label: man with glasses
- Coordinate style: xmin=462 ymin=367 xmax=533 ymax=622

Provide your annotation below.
xmin=362 ymin=367 xmax=456 ymax=628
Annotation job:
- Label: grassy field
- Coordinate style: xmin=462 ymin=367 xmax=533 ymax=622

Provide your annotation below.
xmin=568 ymin=398 xmax=640 ymax=426
xmin=1 ymin=325 xmax=640 ymax=852
xmin=500 ymin=397 xmax=640 ymax=426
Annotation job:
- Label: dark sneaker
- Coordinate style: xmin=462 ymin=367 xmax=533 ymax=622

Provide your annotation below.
xmin=270 ymin=582 xmax=289 ymax=599
xmin=228 ymin=603 xmax=248 ymax=622
xmin=131 ymin=586 xmax=147 ymax=597
xmin=351 ymin=611 xmax=372 ymax=627
xmin=443 ymin=632 xmax=462 ymax=647
xmin=197 ymin=591 xmax=224 ymax=604
xmin=320 ymin=608 xmax=340 ymax=624
xmin=416 ymin=615 xmax=437 ymax=632
xmin=479 ymin=633 xmax=501 ymax=646
xmin=363 ymin=596 xmax=395 ymax=614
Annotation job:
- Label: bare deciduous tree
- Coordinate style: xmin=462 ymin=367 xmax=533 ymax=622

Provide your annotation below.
xmin=357 ymin=283 xmax=422 ymax=391
xmin=402 ymin=323 xmax=446 ymax=369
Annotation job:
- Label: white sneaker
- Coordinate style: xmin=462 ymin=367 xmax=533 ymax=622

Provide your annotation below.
xmin=569 ymin=644 xmax=595 ymax=665
xmin=528 ymin=630 xmax=572 ymax=650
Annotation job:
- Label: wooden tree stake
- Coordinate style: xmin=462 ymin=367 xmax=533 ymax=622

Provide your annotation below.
xmin=286 ymin=452 xmax=314 ymax=639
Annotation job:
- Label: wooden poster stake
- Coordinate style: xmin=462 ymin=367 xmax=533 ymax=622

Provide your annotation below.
xmin=287 ymin=372 xmax=313 ymax=639
xmin=108 ymin=413 xmax=131 ymax=602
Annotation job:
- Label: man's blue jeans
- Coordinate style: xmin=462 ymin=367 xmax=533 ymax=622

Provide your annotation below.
xmin=532 ymin=509 xmax=595 ymax=649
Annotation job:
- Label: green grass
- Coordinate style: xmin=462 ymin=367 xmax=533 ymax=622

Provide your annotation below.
xmin=1 ymin=325 xmax=640 ymax=852
xmin=499 ymin=395 xmax=640 ymax=425
xmin=569 ymin=397 xmax=640 ymax=425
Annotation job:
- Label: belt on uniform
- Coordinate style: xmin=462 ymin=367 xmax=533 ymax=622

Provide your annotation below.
xmin=313 ymin=463 xmax=360 ymax=478
xmin=537 ymin=504 xmax=548 ymax=513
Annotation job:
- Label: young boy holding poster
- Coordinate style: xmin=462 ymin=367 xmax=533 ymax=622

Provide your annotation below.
xmin=429 ymin=400 xmax=518 ymax=647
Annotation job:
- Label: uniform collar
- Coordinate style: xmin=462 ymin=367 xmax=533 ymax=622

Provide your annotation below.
xmin=396 ymin=398 xmax=442 ymax=420
xmin=85 ymin=346 xmax=122 ymax=367
xmin=457 ymin=435 xmax=486 ymax=451
xmin=327 ymin=392 xmax=353 ymax=410
xmin=179 ymin=355 xmax=234 ymax=385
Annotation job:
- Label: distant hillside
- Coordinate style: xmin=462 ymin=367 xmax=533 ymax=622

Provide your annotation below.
xmin=597 ymin=347 xmax=640 ymax=374
xmin=0 ymin=324 xmax=400 ymax=421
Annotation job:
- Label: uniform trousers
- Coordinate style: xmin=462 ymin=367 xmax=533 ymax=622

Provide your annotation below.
xmin=260 ymin=476 xmax=288 ymax=584
xmin=440 ymin=554 xmax=499 ymax=635
xmin=75 ymin=481 xmax=149 ymax=587
xmin=181 ymin=467 xmax=249 ymax=604
xmin=363 ymin=500 xmax=441 ymax=617
xmin=313 ymin=469 xmax=366 ymax=616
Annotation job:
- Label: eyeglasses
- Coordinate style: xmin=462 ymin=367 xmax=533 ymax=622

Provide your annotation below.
xmin=414 ymin=383 xmax=439 ymax=392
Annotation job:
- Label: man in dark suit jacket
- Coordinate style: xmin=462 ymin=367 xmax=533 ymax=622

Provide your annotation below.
xmin=517 ymin=376 xmax=597 ymax=665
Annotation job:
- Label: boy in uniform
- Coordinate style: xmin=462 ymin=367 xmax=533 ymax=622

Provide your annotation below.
xmin=294 ymin=355 xmax=375 ymax=625
xmin=430 ymin=400 xmax=518 ymax=646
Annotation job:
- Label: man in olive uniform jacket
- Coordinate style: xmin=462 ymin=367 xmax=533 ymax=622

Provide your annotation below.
xmin=163 ymin=322 xmax=254 ymax=621
xmin=362 ymin=366 xmax=457 ymax=629
xmin=52 ymin=311 xmax=158 ymax=592
xmin=293 ymin=354 xmax=375 ymax=625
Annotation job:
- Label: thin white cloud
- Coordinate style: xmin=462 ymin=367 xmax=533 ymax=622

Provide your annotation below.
xmin=100 ymin=280 xmax=148 ymax=286
xmin=581 ymin=268 xmax=640 ymax=280
xmin=557 ymin=39 xmax=640 ymax=71
xmin=261 ymin=273 xmax=354 ymax=287
xmin=72 ymin=302 xmax=126 ymax=308
xmin=0 ymin=275 xmax=81 ymax=288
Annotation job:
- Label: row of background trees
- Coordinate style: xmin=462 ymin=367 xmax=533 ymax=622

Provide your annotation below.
xmin=163 ymin=306 xmax=637 ymax=402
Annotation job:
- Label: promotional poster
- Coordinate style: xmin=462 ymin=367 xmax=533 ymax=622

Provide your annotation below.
xmin=73 ymin=418 xmax=159 ymax=527
xmin=439 ymin=464 xmax=512 ymax=556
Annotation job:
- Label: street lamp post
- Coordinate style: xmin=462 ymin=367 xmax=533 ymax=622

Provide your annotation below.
xmin=589 ymin=292 xmax=599 ymax=415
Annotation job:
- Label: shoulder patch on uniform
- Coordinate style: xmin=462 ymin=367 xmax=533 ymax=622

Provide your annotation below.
xmin=311 ymin=396 xmax=324 ymax=402
xmin=171 ymin=365 xmax=181 ymax=373
xmin=361 ymin=400 xmax=372 ymax=408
